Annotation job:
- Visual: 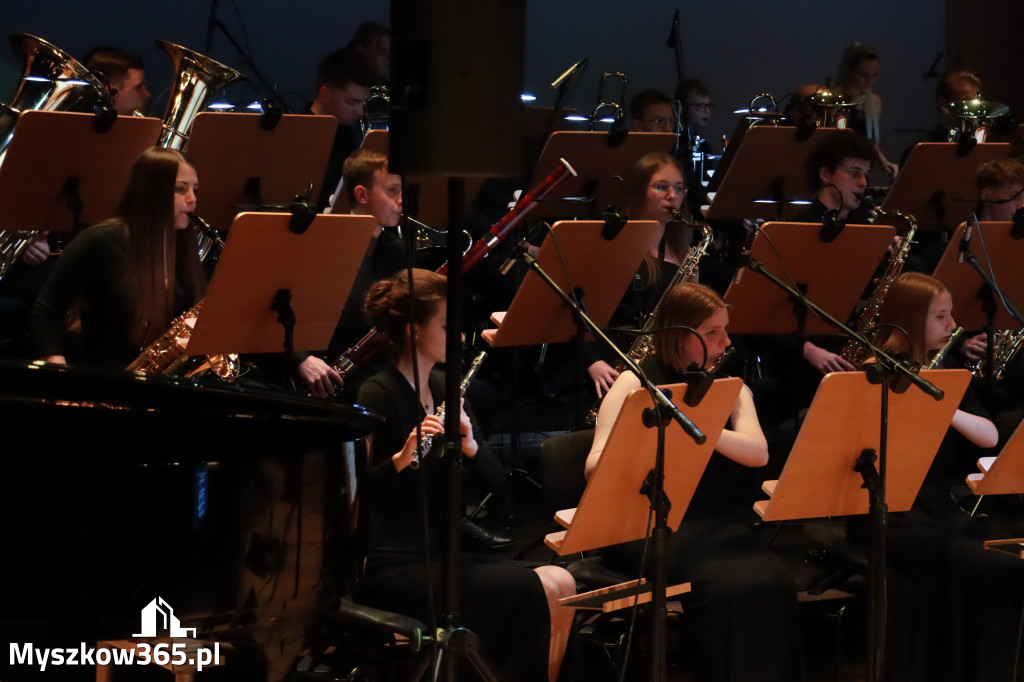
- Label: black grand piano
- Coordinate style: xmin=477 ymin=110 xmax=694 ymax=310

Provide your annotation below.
xmin=0 ymin=360 xmax=381 ymax=680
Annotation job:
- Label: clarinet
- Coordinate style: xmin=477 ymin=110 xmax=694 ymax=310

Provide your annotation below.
xmin=925 ymin=327 xmax=964 ymax=369
xmin=410 ymin=351 xmax=487 ymax=470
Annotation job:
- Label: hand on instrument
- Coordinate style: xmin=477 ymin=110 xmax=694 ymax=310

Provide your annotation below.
xmin=804 ymin=341 xmax=856 ymax=374
xmin=20 ymin=231 xmax=50 ymax=266
xmin=458 ymin=398 xmax=479 ymax=457
xmin=588 ymin=360 xmax=620 ymax=398
xmin=395 ymin=414 xmax=444 ymax=471
xmin=880 ymin=159 xmax=899 ymax=179
xmin=298 ymin=356 xmax=344 ymax=398
xmin=962 ymin=333 xmax=987 ymax=362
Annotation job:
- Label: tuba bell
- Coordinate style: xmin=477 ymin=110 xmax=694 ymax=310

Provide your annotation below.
xmin=0 ymin=34 xmax=107 ymax=282
xmin=154 ymin=39 xmax=245 ymax=151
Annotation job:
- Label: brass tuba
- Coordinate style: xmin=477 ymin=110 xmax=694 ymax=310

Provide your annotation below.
xmin=153 ymin=39 xmax=245 ymax=150
xmin=0 ymin=34 xmax=106 ymax=281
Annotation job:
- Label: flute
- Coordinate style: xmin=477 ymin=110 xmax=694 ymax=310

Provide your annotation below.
xmin=410 ymin=351 xmax=488 ymax=470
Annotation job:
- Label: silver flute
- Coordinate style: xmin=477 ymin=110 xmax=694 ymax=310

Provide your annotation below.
xmin=410 ymin=351 xmax=488 ymax=469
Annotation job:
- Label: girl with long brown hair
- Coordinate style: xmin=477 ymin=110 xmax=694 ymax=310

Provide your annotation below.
xmin=32 ymin=147 xmax=204 ymax=366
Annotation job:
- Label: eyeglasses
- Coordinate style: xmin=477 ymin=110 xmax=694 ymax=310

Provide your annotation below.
xmin=644 ymin=116 xmax=679 ymax=128
xmin=650 ymin=182 xmax=687 ymax=196
xmin=688 ymin=101 xmax=713 ymax=112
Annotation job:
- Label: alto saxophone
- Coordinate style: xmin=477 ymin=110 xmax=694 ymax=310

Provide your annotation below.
xmin=126 ymin=299 xmax=240 ymax=381
xmin=964 ymin=329 xmax=1024 ymax=380
xmin=411 ymin=351 xmax=487 ymax=470
xmin=840 ymin=208 xmax=917 ymax=366
xmin=583 ymin=217 xmax=714 ymax=425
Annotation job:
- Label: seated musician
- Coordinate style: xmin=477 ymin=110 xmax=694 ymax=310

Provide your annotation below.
xmin=83 ymin=46 xmax=152 ymax=117
xmin=958 ymin=159 xmax=1024 ymax=411
xmin=852 ymin=272 xmax=1021 ymax=682
xmin=629 ymin=89 xmax=677 ymax=133
xmin=347 ymin=21 xmax=390 ymax=84
xmin=585 ymin=153 xmax=693 ymax=397
xmin=585 ymin=281 xmax=802 ymax=682
xmin=297 ymin=148 xmax=405 ymax=398
xmin=305 ymin=48 xmax=374 ymax=210
xmin=899 ymin=69 xmax=982 ymax=167
xmin=31 ymin=147 xmax=204 ymax=368
xmin=353 ymin=269 xmax=576 ymax=682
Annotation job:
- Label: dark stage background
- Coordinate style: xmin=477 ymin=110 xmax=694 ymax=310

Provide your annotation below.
xmin=0 ymin=1 xmax=1019 ymax=182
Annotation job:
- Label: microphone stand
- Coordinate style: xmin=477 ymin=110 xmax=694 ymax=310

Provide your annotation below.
xmin=959 ymin=224 xmax=1024 ymax=381
xmin=203 ymin=0 xmax=291 ymax=111
xmin=665 ymin=10 xmax=692 ymax=159
xmin=742 ymin=256 xmax=942 ymax=682
xmin=508 ymin=244 xmax=705 ymax=682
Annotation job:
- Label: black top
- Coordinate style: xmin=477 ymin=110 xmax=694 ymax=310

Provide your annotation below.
xmin=638 ymin=356 xmax=750 ymax=520
xmin=356 ymin=366 xmax=505 ymax=555
xmin=31 ymin=222 xmax=194 ymax=367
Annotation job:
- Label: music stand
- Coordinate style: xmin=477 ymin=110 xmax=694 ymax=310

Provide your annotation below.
xmin=481 ymin=219 xmax=662 ymax=347
xmin=881 ymin=142 xmax=1009 ymax=233
xmin=186 ymin=212 xmax=378 ymax=360
xmin=967 ymin=419 xmax=1024 ymax=496
xmin=525 ymin=131 xmax=676 ymax=220
xmin=328 ymin=129 xmax=484 ymax=229
xmin=547 ymin=378 xmax=743 ymax=555
xmin=703 ymin=125 xmax=832 ymax=221
xmin=0 ymin=110 xmax=162 ymax=231
xmin=185 ymin=112 xmax=338 ymax=232
xmin=724 ymin=221 xmax=895 ymax=335
xmin=754 ymin=368 xmax=970 ymax=682
xmin=932 ymin=220 xmax=1024 ymax=331
xmin=754 ymin=370 xmax=970 ymax=521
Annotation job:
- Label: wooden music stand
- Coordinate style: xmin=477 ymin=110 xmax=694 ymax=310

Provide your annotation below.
xmin=328 ymin=129 xmax=484 ymax=229
xmin=481 ymin=219 xmax=661 ymax=347
xmin=881 ymin=142 xmax=1009 ymax=233
xmin=754 ymin=369 xmax=971 ymax=521
xmin=932 ymin=220 xmax=1024 ymax=330
xmin=547 ymin=378 xmax=742 ymax=555
xmin=525 ymin=131 xmax=676 ymax=219
xmin=0 ymin=110 xmax=162 ymax=231
xmin=703 ymin=125 xmax=833 ymax=221
xmin=967 ymin=419 xmax=1024 ymax=495
xmin=185 ymin=112 xmax=338 ymax=232
xmin=185 ymin=212 xmax=378 ymax=356
xmin=724 ymin=221 xmax=895 ymax=335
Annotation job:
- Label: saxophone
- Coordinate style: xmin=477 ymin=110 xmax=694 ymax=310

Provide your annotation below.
xmin=410 ymin=351 xmax=487 ymax=470
xmin=964 ymin=329 xmax=1024 ymax=380
xmin=840 ymin=208 xmax=917 ymax=366
xmin=126 ymin=299 xmax=240 ymax=381
xmin=583 ymin=217 xmax=714 ymax=425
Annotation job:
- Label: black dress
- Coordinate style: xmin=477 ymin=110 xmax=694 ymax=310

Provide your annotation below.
xmin=601 ymin=358 xmax=803 ymax=682
xmin=354 ymin=366 xmax=552 ymax=682
xmin=31 ymin=222 xmax=195 ymax=368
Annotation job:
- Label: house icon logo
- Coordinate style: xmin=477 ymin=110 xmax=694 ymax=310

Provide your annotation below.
xmin=133 ymin=597 xmax=197 ymax=638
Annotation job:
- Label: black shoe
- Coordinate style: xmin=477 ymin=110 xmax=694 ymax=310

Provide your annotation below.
xmin=461 ymin=517 xmax=516 ymax=551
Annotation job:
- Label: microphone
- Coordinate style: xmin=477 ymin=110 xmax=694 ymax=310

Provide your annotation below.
xmin=665 ymin=10 xmax=680 ymax=48
xmin=550 ymin=58 xmax=587 ymax=90
xmin=498 ymin=222 xmax=546 ymax=275
xmin=958 ymin=214 xmax=976 ymax=263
